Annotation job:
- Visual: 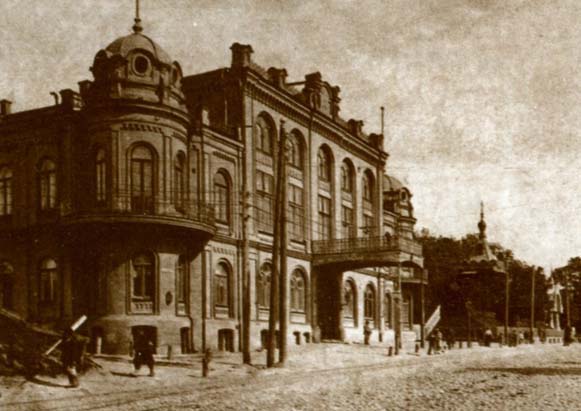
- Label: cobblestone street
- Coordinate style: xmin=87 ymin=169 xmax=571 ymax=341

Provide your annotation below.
xmin=2 ymin=342 xmax=581 ymax=410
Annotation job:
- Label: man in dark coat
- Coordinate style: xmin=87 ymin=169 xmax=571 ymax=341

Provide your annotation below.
xmin=133 ymin=330 xmax=155 ymax=376
xmin=363 ymin=320 xmax=372 ymax=345
xmin=61 ymin=328 xmax=85 ymax=387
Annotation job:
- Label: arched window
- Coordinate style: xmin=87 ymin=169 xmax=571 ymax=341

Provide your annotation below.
xmin=214 ymin=171 xmax=231 ymax=224
xmin=0 ymin=261 xmax=14 ymax=309
xmin=95 ymin=148 xmax=107 ymax=204
xmin=288 ymin=131 xmax=303 ymax=170
xmin=257 ymin=263 xmax=272 ymax=308
xmin=214 ymin=262 xmax=231 ymax=314
xmin=289 ymin=184 xmax=304 ymax=241
xmin=0 ymin=166 xmax=12 ymax=216
xmin=364 ymin=284 xmax=376 ymax=324
xmin=317 ymin=148 xmax=331 ymax=182
xmin=38 ymin=159 xmax=57 ymax=210
xmin=362 ymin=171 xmax=374 ymax=203
xmin=132 ymin=252 xmax=155 ymax=301
xmin=343 ymin=279 xmax=357 ymax=321
xmin=39 ymin=258 xmax=57 ymax=303
xmin=173 ymin=152 xmax=186 ymax=211
xmin=384 ymin=292 xmax=392 ymax=328
xmin=176 ymin=255 xmax=187 ymax=304
xmin=256 ymin=115 xmax=274 ymax=155
xmin=290 ymin=270 xmax=306 ymax=312
xmin=340 ymin=161 xmax=353 ymax=193
xmin=131 ymin=145 xmax=154 ymax=213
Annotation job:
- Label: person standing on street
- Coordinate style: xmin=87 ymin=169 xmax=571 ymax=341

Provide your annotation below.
xmin=133 ymin=330 xmax=156 ymax=377
xmin=363 ymin=320 xmax=372 ymax=345
xmin=61 ymin=328 xmax=85 ymax=388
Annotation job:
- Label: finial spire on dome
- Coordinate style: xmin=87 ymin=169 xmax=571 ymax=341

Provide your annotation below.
xmin=132 ymin=0 xmax=143 ymax=33
xmin=478 ymin=201 xmax=487 ymax=239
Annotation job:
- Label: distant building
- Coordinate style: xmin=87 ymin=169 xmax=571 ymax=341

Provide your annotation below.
xmin=0 ymin=15 xmax=425 ymax=354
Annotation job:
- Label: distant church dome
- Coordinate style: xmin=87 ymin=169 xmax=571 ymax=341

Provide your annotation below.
xmin=105 ymin=31 xmax=172 ymax=67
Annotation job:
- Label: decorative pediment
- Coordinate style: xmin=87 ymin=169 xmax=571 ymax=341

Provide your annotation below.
xmin=302 ymin=72 xmax=341 ymax=119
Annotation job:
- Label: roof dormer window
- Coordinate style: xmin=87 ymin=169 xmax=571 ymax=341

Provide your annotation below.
xmin=133 ymin=55 xmax=150 ymax=76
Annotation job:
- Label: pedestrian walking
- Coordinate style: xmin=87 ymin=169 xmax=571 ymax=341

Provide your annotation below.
xmin=445 ymin=328 xmax=455 ymax=350
xmin=435 ymin=328 xmax=443 ymax=354
xmin=564 ymin=325 xmax=572 ymax=346
xmin=61 ymin=328 xmax=86 ymax=388
xmin=363 ymin=320 xmax=372 ymax=345
xmin=484 ymin=328 xmax=493 ymax=347
xmin=132 ymin=330 xmax=155 ymax=377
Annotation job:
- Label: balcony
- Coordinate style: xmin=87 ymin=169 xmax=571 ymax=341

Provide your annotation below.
xmin=312 ymin=235 xmax=423 ymax=271
xmin=61 ymin=193 xmax=216 ymax=237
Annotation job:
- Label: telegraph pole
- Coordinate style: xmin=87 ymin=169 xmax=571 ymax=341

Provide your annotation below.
xmin=278 ymin=126 xmax=288 ymax=364
xmin=565 ymin=269 xmax=571 ymax=328
xmin=530 ymin=266 xmax=535 ymax=343
xmin=242 ymin=190 xmax=251 ymax=364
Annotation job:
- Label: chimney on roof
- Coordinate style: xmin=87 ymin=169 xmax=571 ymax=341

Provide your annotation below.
xmin=267 ymin=67 xmax=287 ymax=89
xmin=230 ymin=43 xmax=253 ymax=68
xmin=0 ymin=99 xmax=12 ymax=116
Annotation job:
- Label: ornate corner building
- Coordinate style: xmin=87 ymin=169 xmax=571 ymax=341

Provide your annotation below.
xmin=0 ymin=17 xmax=425 ymax=354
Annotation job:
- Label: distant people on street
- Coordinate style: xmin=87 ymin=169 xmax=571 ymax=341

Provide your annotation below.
xmin=61 ymin=328 xmax=86 ymax=388
xmin=564 ymin=325 xmax=573 ymax=346
xmin=509 ymin=329 xmax=518 ymax=347
xmin=363 ymin=320 xmax=372 ymax=345
xmin=518 ymin=331 xmax=524 ymax=346
xmin=483 ymin=328 xmax=493 ymax=347
xmin=428 ymin=331 xmax=435 ymax=355
xmin=435 ymin=329 xmax=443 ymax=353
xmin=133 ymin=330 xmax=155 ymax=377
xmin=445 ymin=328 xmax=455 ymax=350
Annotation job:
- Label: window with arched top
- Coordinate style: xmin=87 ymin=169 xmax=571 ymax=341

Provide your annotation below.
xmin=130 ymin=145 xmax=155 ymax=213
xmin=214 ymin=170 xmax=231 ymax=224
xmin=362 ymin=171 xmax=375 ymax=237
xmin=289 ymin=184 xmax=304 ymax=241
xmin=0 ymin=166 xmax=12 ymax=216
xmin=95 ymin=148 xmax=107 ymax=205
xmin=257 ymin=263 xmax=272 ymax=308
xmin=173 ymin=152 xmax=186 ymax=211
xmin=384 ymin=292 xmax=392 ymax=328
xmin=214 ymin=262 xmax=231 ymax=315
xmin=317 ymin=148 xmax=331 ymax=182
xmin=256 ymin=115 xmax=274 ymax=155
xmin=39 ymin=258 xmax=57 ymax=303
xmin=132 ymin=252 xmax=155 ymax=301
xmin=176 ymin=255 xmax=187 ymax=304
xmin=290 ymin=270 xmax=306 ymax=312
xmin=0 ymin=261 xmax=14 ymax=309
xmin=362 ymin=171 xmax=374 ymax=203
xmin=364 ymin=284 xmax=376 ymax=324
xmin=38 ymin=159 xmax=57 ymax=211
xmin=344 ymin=279 xmax=357 ymax=321
xmin=289 ymin=131 xmax=303 ymax=170
xmin=340 ymin=161 xmax=353 ymax=193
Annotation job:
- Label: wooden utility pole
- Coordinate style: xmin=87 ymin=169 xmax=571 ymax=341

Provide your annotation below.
xmin=565 ymin=269 xmax=571 ymax=328
xmin=242 ymin=190 xmax=251 ymax=364
xmin=278 ymin=126 xmax=288 ymax=364
xmin=504 ymin=270 xmax=510 ymax=341
xmin=420 ymin=269 xmax=426 ymax=348
xmin=267 ymin=120 xmax=285 ymax=368
xmin=530 ymin=266 xmax=535 ymax=343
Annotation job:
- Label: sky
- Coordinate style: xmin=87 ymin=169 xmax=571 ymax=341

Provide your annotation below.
xmin=1 ymin=0 xmax=580 ymax=270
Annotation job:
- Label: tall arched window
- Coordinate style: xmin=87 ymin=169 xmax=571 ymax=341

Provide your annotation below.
xmin=0 ymin=166 xmax=12 ymax=216
xmin=214 ymin=171 xmax=231 ymax=224
xmin=288 ymin=131 xmax=303 ymax=169
xmin=362 ymin=171 xmax=374 ymax=203
xmin=256 ymin=115 xmax=274 ymax=155
xmin=39 ymin=258 xmax=57 ymax=303
xmin=38 ymin=159 xmax=57 ymax=211
xmin=290 ymin=270 xmax=306 ymax=312
xmin=132 ymin=252 xmax=155 ymax=301
xmin=340 ymin=160 xmax=355 ymax=238
xmin=340 ymin=162 xmax=353 ymax=193
xmin=362 ymin=170 xmax=375 ymax=237
xmin=364 ymin=284 xmax=376 ymax=324
xmin=343 ymin=279 xmax=357 ymax=321
xmin=384 ymin=292 xmax=392 ymax=328
xmin=214 ymin=262 xmax=231 ymax=315
xmin=176 ymin=255 xmax=187 ymax=304
xmin=173 ymin=152 xmax=186 ymax=211
xmin=95 ymin=148 xmax=107 ymax=204
xmin=257 ymin=263 xmax=272 ymax=308
xmin=317 ymin=148 xmax=331 ymax=182
xmin=131 ymin=145 xmax=154 ymax=213
xmin=0 ymin=261 xmax=14 ymax=309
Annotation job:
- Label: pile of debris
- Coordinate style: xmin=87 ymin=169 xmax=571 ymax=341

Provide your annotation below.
xmin=0 ymin=308 xmax=94 ymax=377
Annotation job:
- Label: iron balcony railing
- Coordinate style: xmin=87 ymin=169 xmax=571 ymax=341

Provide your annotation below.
xmin=63 ymin=192 xmax=215 ymax=227
xmin=312 ymin=235 xmax=422 ymax=257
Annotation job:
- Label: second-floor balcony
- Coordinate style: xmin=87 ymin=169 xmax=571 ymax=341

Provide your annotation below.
xmin=312 ymin=235 xmax=423 ymax=271
xmin=61 ymin=192 xmax=216 ymax=236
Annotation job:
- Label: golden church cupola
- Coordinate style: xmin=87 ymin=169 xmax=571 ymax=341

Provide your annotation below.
xmin=86 ymin=15 xmax=186 ymax=113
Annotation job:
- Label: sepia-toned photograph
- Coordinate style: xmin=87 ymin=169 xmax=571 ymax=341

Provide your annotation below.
xmin=1 ymin=0 xmax=580 ymax=409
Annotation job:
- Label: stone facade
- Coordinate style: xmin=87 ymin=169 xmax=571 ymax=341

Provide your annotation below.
xmin=0 ymin=18 xmax=425 ymax=355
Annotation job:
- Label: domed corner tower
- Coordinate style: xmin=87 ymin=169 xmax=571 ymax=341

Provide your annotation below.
xmin=69 ymin=18 xmax=215 ymax=355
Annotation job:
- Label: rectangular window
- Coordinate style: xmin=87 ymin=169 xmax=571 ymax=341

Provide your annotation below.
xmin=362 ymin=214 xmax=374 ymax=237
xmin=96 ymin=163 xmax=106 ymax=204
xmin=256 ymin=171 xmax=274 ymax=233
xmin=288 ymin=185 xmax=304 ymax=241
xmin=341 ymin=206 xmax=353 ymax=238
xmin=40 ymin=269 xmax=57 ymax=303
xmin=318 ymin=196 xmax=332 ymax=240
